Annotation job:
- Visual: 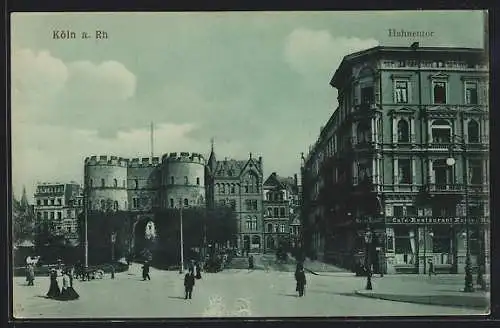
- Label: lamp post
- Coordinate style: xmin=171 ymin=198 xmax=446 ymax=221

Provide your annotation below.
xmin=111 ymin=231 xmax=117 ymax=262
xmin=364 ymin=228 xmax=373 ymax=290
xmin=179 ymin=199 xmax=185 ymax=274
xmin=446 ymin=135 xmax=474 ymax=292
xmin=83 ymin=181 xmax=89 ymax=269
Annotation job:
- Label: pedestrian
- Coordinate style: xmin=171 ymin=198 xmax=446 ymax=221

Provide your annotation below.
xmin=248 ymin=255 xmax=254 ymax=270
xmin=295 ymin=265 xmax=306 ymax=297
xmin=428 ymin=259 xmax=436 ymax=277
xmin=184 ymin=267 xmax=196 ymax=299
xmin=26 ymin=264 xmax=35 ymax=286
xmin=142 ymin=261 xmax=151 ymax=281
xmin=46 ymin=269 xmax=61 ymax=299
xmin=195 ymin=262 xmax=202 ymax=279
xmin=58 ymin=268 xmax=79 ymax=300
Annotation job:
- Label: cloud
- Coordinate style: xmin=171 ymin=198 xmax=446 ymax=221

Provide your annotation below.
xmin=11 ymin=48 xmax=137 ymax=135
xmin=12 ymin=122 xmax=199 ymax=201
xmin=284 ymin=28 xmax=379 ymax=82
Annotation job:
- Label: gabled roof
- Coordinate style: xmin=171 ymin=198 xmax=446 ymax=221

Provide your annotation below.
xmin=214 ymin=159 xmax=248 ymax=177
xmin=264 ymin=172 xmax=298 ymax=193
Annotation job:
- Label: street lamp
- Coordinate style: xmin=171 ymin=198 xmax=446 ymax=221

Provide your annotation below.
xmin=364 ymin=228 xmax=373 ymax=290
xmin=83 ymin=181 xmax=89 ymax=270
xmin=111 ymin=231 xmax=117 ymax=262
xmin=446 ymin=135 xmax=474 ymax=292
xmin=179 ymin=199 xmax=185 ymax=274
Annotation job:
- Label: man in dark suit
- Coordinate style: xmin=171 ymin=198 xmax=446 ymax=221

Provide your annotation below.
xmin=184 ymin=267 xmax=196 ymax=299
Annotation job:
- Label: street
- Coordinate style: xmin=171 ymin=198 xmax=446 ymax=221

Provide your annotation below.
xmin=13 ymin=262 xmax=486 ymax=318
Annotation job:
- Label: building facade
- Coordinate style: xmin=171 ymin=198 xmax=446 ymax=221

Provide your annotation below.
xmin=302 ymin=45 xmax=489 ymax=274
xmin=205 ymin=147 xmax=264 ymax=252
xmin=84 ymin=149 xmax=264 ymax=252
xmin=34 ymin=182 xmax=83 ymax=244
xmin=262 ymin=172 xmax=301 ymax=252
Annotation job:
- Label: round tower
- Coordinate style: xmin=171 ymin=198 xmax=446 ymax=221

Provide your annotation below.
xmin=84 ymin=155 xmax=129 ymax=211
xmin=161 ymin=152 xmax=206 ymax=209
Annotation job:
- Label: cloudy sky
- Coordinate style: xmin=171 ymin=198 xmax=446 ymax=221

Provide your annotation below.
xmin=11 ymin=11 xmax=485 ymax=200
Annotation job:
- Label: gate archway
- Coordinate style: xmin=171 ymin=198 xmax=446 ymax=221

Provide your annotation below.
xmin=132 ymin=216 xmax=157 ymax=260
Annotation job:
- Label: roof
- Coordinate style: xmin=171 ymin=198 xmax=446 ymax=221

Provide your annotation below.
xmin=331 ymin=45 xmax=486 ymax=88
xmin=214 ymin=159 xmax=248 ymax=177
xmin=264 ymin=172 xmax=298 ymax=193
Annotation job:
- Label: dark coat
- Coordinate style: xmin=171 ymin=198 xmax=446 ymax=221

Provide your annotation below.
xmin=184 ymin=273 xmax=195 ymax=289
xmin=295 ymin=269 xmax=306 ymax=287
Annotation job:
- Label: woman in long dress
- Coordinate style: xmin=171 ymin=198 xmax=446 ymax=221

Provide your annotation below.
xmin=46 ymin=269 xmax=60 ymax=298
xmin=58 ymin=268 xmax=79 ymax=300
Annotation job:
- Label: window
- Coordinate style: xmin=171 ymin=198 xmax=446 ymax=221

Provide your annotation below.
xmin=406 ymin=206 xmax=417 ymax=216
xmin=50 ymin=199 xmax=55 ymax=205
xmin=465 ymin=81 xmax=478 ymax=104
xmin=251 ymin=217 xmax=258 ymax=230
xmin=68 ymin=227 xmax=72 ymax=233
xmin=252 ymin=200 xmax=258 ymax=211
xmin=469 ymin=160 xmax=483 ymax=184
xmin=37 ymin=212 xmax=42 ymax=219
xmin=57 ymin=198 xmax=62 ymax=205
xmin=37 ymin=200 xmax=41 ymax=206
xmin=219 ymin=199 xmax=226 ymax=207
xmin=123 ymin=180 xmax=126 ymax=188
xmin=279 ymin=207 xmax=286 ymax=217
xmin=101 ymin=179 xmax=105 ymax=187
xmin=467 ymin=120 xmax=480 ymax=143
xmin=231 ymin=185 xmax=235 ymax=194
xmin=57 ymin=212 xmax=62 ymax=220
xmin=394 ymin=226 xmax=416 ymax=264
xmin=170 ymin=176 xmax=174 ymax=185
xmin=44 ymin=199 xmax=48 ymax=206
xmin=433 ymin=159 xmax=452 ymax=186
xmin=114 ymin=201 xmax=119 ymax=211
xmin=244 ymin=185 xmax=249 ymax=193
xmin=50 ymin=212 xmax=55 ymax=219
xmin=196 ymin=177 xmax=200 ymax=185
xmin=431 ymin=120 xmax=452 ymax=143
xmin=398 ymin=159 xmax=412 ymax=184
xmin=245 ymin=200 xmax=251 ymax=211
xmin=274 ymin=208 xmax=279 ymax=217
xmin=361 ymin=86 xmax=374 ymax=105
xmin=397 ymin=119 xmax=410 ymax=142
xmin=230 ymin=200 xmax=236 ymax=210
xmin=89 ymin=179 xmax=93 ymax=188
xmin=394 ymin=81 xmax=409 ymax=103
xmin=267 ymin=223 xmax=272 ymax=233
xmin=184 ymin=198 xmax=189 ymax=207
xmin=394 ymin=206 xmax=404 ymax=217
xmin=133 ymin=198 xmax=139 ymax=208
xmin=43 ymin=212 xmax=48 ymax=219
xmin=432 ymin=81 xmax=447 ymax=104
xmin=169 ymin=198 xmax=174 ymax=208
xmin=267 ymin=208 xmax=273 ymax=217
xmin=280 ymin=224 xmax=286 ymax=233
xmin=101 ymin=200 xmax=106 ymax=210
xmin=356 ymin=121 xmax=371 ymax=144
xmin=221 ymin=184 xmax=225 ymax=194
xmin=274 ymin=224 xmax=279 ymax=232
xmin=184 ymin=176 xmax=188 ymax=185
xmin=431 ymin=226 xmax=451 ymax=253
xmin=266 ymin=193 xmax=270 ymax=201
xmin=113 ymin=179 xmax=118 ymax=187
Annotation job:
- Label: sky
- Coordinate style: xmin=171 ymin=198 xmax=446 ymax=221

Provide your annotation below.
xmin=10 ymin=11 xmax=486 ymax=201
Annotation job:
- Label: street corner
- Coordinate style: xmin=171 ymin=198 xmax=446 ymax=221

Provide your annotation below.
xmin=354 ymin=289 xmax=490 ymax=310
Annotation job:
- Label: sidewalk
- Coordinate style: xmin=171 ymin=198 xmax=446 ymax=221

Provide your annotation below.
xmin=354 ymin=274 xmax=490 ymax=310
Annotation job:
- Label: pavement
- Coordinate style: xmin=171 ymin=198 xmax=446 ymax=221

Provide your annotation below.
xmin=13 ymin=262 xmax=488 ymax=318
xmin=354 ymin=273 xmax=490 ymax=310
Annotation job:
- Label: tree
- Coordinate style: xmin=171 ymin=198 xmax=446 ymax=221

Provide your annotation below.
xmin=12 ymin=190 xmax=34 ymax=245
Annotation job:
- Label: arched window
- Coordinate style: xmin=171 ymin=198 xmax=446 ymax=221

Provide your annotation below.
xmin=101 ymin=179 xmax=105 ymax=187
xmin=468 ymin=120 xmax=480 ymax=143
xmin=231 ymin=184 xmax=235 ymax=194
xmin=221 ymin=184 xmax=225 ymax=194
xmin=114 ymin=201 xmax=119 ymax=211
xmin=252 ymin=235 xmax=260 ymax=245
xmin=169 ymin=198 xmax=174 ymax=208
xmin=267 ymin=223 xmax=272 ymax=232
xmin=113 ymin=179 xmax=118 ymax=187
xmin=356 ymin=121 xmax=371 ymax=144
xmin=196 ymin=177 xmax=200 ymax=185
xmin=170 ymin=176 xmax=174 ymax=185
xmin=397 ymin=119 xmax=410 ymax=142
xmin=431 ymin=119 xmax=452 ymax=143
xmin=134 ymin=179 xmax=138 ymax=189
xmin=183 ymin=198 xmax=189 ymax=207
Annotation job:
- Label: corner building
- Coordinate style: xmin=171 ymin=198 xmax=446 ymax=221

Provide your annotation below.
xmin=302 ymin=46 xmax=489 ymax=274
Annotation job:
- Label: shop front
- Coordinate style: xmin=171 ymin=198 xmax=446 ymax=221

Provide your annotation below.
xmin=385 ymin=216 xmax=486 ymax=274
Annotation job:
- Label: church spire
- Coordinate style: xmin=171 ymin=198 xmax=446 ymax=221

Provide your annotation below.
xmin=20 ymin=185 xmax=29 ymax=210
xmin=208 ymin=137 xmax=216 ymax=172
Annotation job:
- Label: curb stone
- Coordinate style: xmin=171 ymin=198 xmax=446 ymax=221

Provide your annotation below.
xmin=354 ymin=290 xmax=489 ymax=310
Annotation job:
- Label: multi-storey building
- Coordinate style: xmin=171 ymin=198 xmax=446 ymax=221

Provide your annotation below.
xmin=262 ymin=172 xmax=301 ymax=252
xmin=302 ymin=45 xmax=489 ymax=274
xmin=205 ymin=146 xmax=264 ymax=252
xmin=34 ymin=182 xmax=83 ymax=244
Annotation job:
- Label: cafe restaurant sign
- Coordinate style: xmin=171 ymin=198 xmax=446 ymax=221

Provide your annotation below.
xmin=386 ymin=217 xmax=487 ymax=225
